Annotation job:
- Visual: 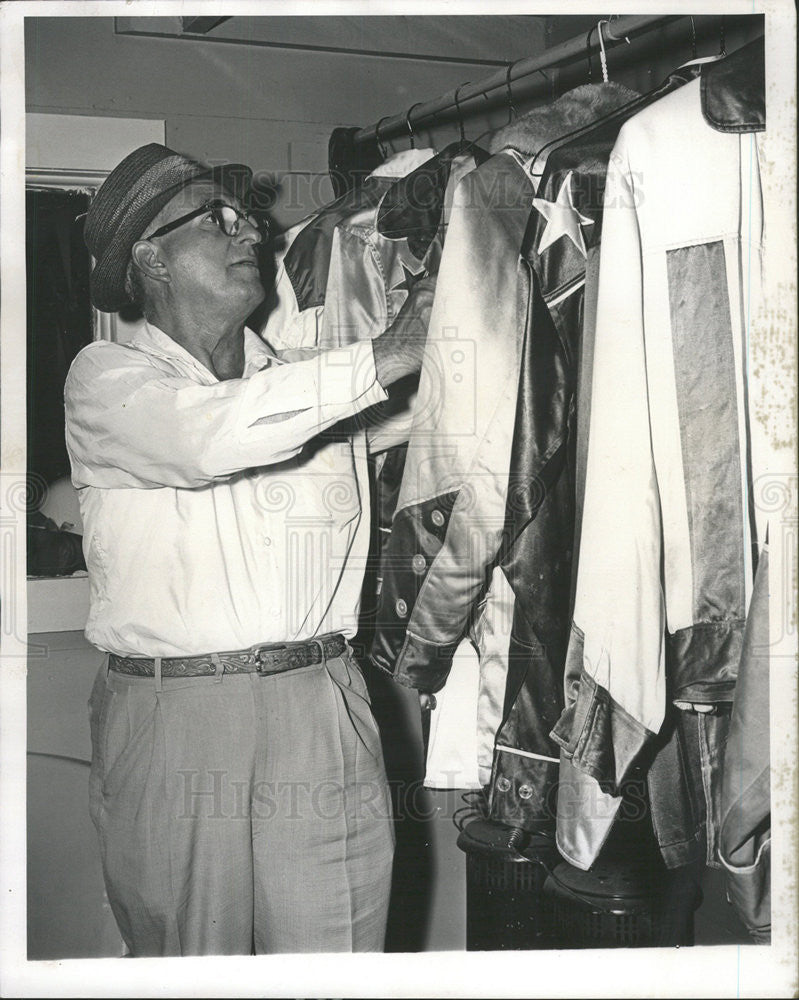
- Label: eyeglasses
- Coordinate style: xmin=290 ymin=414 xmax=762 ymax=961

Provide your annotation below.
xmin=145 ymin=199 xmax=268 ymax=240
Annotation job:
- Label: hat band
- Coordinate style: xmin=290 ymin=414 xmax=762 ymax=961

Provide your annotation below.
xmin=98 ymin=155 xmax=202 ymax=249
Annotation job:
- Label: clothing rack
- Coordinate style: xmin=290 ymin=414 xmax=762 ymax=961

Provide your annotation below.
xmin=354 ymin=13 xmax=681 ymax=146
xmin=328 ymin=14 xmax=682 ymax=195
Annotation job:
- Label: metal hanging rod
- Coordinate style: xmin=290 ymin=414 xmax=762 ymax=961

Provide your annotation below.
xmin=353 ymin=13 xmax=681 ymax=146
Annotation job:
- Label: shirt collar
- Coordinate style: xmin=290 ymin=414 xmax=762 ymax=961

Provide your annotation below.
xmin=243 ymin=327 xmax=283 ymax=376
xmin=130 ymin=321 xmax=280 ymax=381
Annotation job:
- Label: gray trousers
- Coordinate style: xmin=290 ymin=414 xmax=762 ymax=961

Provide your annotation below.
xmin=88 ymin=646 xmax=395 ymax=956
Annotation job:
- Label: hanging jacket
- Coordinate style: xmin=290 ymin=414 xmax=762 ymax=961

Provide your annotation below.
xmin=370 ymin=83 xmax=642 ymax=829
xmin=377 ymin=143 xmax=498 ymax=792
xmin=260 ymin=145 xmax=488 ymax=643
xmin=718 ymin=542 xmax=770 ymax=942
xmin=262 ymin=147 xmax=437 ymax=355
xmin=550 ymin=36 xmax=768 ymax=869
xmin=716 ymin=26 xmax=789 ymax=937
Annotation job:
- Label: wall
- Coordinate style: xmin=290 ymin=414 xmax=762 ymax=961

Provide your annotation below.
xmin=24 ymin=15 xmax=544 ymax=231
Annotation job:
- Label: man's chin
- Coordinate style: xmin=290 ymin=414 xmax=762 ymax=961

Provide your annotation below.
xmin=249 ymin=281 xmax=266 ymax=309
xmin=233 ymin=269 xmax=266 ymax=307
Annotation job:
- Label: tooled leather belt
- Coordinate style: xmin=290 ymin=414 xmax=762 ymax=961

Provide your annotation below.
xmin=108 ymin=632 xmax=348 ymax=678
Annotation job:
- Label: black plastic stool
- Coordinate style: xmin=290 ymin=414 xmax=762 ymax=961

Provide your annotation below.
xmin=457 ymin=818 xmax=560 ymax=950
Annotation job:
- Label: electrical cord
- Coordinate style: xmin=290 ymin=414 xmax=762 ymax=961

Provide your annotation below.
xmin=505 ymin=829 xmax=604 ymax=909
xmin=452 ymin=788 xmax=489 ymax=832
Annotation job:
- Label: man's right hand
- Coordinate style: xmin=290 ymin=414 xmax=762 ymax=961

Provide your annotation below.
xmin=372 ymin=275 xmax=436 ymax=388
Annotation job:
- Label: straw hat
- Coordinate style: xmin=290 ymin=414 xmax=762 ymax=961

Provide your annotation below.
xmin=83 ymin=143 xmax=252 ymax=312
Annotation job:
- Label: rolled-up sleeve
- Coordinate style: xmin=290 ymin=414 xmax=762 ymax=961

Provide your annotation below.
xmin=65 ymin=340 xmax=388 ymax=489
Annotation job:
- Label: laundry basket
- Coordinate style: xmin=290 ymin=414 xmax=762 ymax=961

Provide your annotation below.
xmin=456 ymin=818 xmax=560 ymax=950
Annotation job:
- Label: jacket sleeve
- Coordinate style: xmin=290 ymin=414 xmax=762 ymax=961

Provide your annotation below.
xmin=550 ymin=125 xmax=667 ymax=791
xmin=319 ymin=222 xmax=419 ymax=454
xmin=371 ymin=157 xmax=530 ymax=692
xmin=65 ymin=339 xmax=387 ymax=490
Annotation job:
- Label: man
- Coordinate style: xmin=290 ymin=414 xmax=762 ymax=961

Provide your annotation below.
xmin=64 ymin=143 xmax=433 ymax=956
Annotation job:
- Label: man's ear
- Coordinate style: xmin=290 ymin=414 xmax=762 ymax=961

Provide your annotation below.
xmin=131 ymin=239 xmax=170 ymax=286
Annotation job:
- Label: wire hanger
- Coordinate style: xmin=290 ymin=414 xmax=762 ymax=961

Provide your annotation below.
xmin=505 ymin=63 xmax=517 ymax=124
xmin=453 ymin=83 xmax=470 ymax=143
xmin=718 ymin=15 xmax=727 ymax=56
xmin=524 ymin=16 xmax=695 ymax=182
xmin=405 ymin=102 xmax=423 ymax=149
xmin=605 ymin=15 xmax=631 ymax=44
xmin=689 ymin=15 xmax=697 ymax=59
xmin=598 ymin=16 xmax=632 ymax=82
xmin=597 ymin=20 xmax=610 ymax=82
xmin=375 ymin=115 xmax=391 ymax=160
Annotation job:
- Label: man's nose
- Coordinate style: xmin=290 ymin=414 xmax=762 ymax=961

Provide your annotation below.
xmin=235 ymin=218 xmax=262 ymax=245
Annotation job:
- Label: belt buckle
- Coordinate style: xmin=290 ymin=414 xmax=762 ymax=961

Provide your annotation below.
xmin=251 ymin=642 xmax=287 ymax=675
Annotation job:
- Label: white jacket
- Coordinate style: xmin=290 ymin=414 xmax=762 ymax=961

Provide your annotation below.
xmin=551 ymin=42 xmax=772 ymax=869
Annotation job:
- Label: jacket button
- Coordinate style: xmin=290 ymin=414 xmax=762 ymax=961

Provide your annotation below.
xmin=411 ymin=554 xmax=426 ymax=574
xmin=431 ymin=509 xmax=445 ymax=527
xmin=496 ymin=777 xmax=511 ymax=792
xmin=395 ymin=598 xmax=408 ymax=617
xmin=518 ymin=784 xmax=533 ymax=799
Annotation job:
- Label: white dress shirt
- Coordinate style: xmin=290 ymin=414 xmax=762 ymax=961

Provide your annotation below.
xmin=64 ymin=321 xmax=388 ymax=657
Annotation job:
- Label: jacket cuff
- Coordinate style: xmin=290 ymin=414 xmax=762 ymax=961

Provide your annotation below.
xmin=550 ymin=669 xmax=652 ymax=794
xmin=488 ymin=747 xmax=559 ymax=830
xmin=372 ymin=629 xmax=458 ymax=692
xmin=667 ymin=620 xmax=743 ymax=703
xmin=370 ymin=489 xmax=461 ymax=689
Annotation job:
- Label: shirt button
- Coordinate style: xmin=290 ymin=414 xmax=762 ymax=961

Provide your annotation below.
xmin=431 ymin=509 xmax=445 ymax=528
xmin=395 ymin=598 xmax=408 ymax=618
xmin=518 ymin=784 xmax=533 ymax=800
xmin=411 ymin=554 xmax=426 ymax=574
xmin=496 ymin=777 xmax=511 ymax=792
xmin=263 ymin=536 xmax=272 ymax=546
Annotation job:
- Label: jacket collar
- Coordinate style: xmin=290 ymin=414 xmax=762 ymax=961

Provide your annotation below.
xmin=487 ymin=82 xmax=640 ymax=160
xmin=376 ymin=141 xmax=490 ymax=259
xmin=701 ymin=35 xmax=765 ymax=133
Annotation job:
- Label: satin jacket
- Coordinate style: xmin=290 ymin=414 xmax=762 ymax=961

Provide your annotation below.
xmin=262 ymin=147 xmax=437 ymax=355
xmin=551 ymin=37 xmax=768 ymax=869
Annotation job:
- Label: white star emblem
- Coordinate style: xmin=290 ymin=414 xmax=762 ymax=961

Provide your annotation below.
xmin=532 ymin=171 xmax=594 ymax=258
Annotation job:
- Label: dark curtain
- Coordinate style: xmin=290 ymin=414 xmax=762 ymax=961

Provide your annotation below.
xmin=26 ymin=188 xmax=93 ymax=495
